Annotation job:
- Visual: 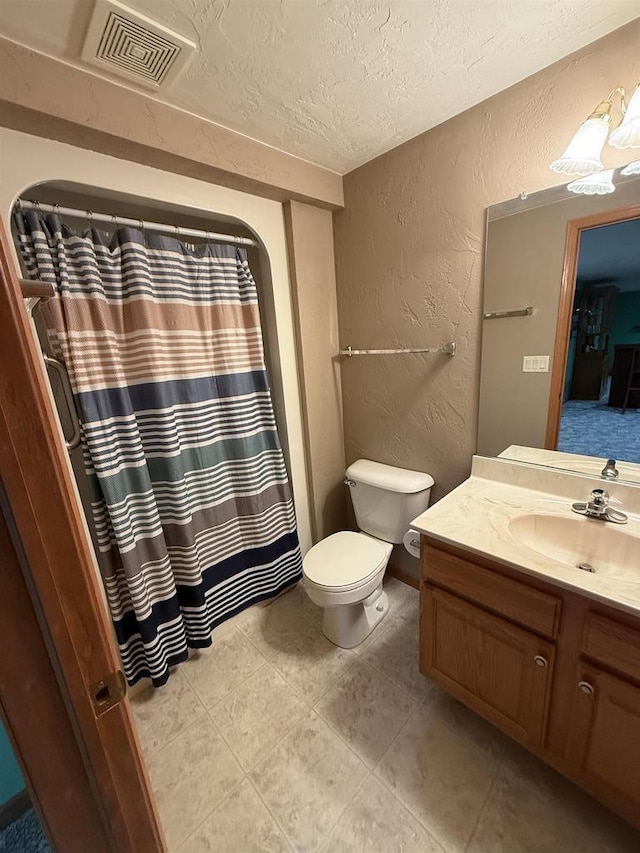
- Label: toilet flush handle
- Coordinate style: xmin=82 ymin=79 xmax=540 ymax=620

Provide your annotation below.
xmin=344 ymin=478 xmax=356 ymax=487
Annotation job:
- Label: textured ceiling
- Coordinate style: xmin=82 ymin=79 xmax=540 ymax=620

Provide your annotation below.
xmin=0 ymin=0 xmax=638 ymax=173
xmin=578 ymin=217 xmax=640 ymax=290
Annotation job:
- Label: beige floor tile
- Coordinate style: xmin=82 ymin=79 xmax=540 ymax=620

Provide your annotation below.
xmin=251 ymin=711 xmax=367 ymax=853
xmin=238 ymin=584 xmax=323 ymax=659
xmin=178 ymin=779 xmax=292 ymax=853
xmin=362 ymin=613 xmax=430 ymax=700
xmin=315 ymin=660 xmax=415 ymax=767
xmin=498 ymin=744 xmax=640 ymax=853
xmin=146 ymin=715 xmax=244 ymax=851
xmin=499 ymin=736 xmax=585 ymax=807
xmin=399 ymin=593 xmax=420 ymax=625
xmin=421 ymin=679 xmax=507 ymax=761
xmin=468 ymin=764 xmax=640 ymax=853
xmin=319 ymin=776 xmax=444 ymax=853
xmin=210 ymin=663 xmax=307 ymax=770
xmin=130 ymin=668 xmax=205 ymax=758
xmin=467 ymin=766 xmax=579 ymax=853
xmin=384 ymin=576 xmax=419 ymax=616
xmin=182 ymin=626 xmax=267 ymax=708
xmin=376 ymin=705 xmax=498 ymax=852
xmin=270 ymin=631 xmax=357 ymax=703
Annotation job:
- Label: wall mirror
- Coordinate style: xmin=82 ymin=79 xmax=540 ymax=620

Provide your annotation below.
xmin=478 ymin=164 xmax=640 ymax=485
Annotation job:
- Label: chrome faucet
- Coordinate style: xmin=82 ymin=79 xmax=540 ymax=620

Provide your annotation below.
xmin=572 ymin=488 xmax=627 ymax=524
xmin=601 ymin=459 xmax=619 ymax=480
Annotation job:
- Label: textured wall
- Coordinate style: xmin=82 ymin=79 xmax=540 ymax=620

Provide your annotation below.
xmin=334 ymin=20 xmax=640 ymax=500
xmin=0 ymin=38 xmax=342 ymax=209
xmin=285 ymin=202 xmax=346 ymax=541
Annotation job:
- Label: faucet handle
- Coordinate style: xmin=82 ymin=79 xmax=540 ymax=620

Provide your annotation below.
xmin=601 ymin=459 xmax=619 ymax=480
xmin=589 ymin=488 xmax=609 ymax=506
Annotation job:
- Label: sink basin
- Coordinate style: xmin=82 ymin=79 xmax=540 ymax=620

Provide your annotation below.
xmin=509 ymin=513 xmax=639 ymax=581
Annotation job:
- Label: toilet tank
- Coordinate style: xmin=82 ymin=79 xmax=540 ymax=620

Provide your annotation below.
xmin=346 ymin=459 xmax=434 ymax=544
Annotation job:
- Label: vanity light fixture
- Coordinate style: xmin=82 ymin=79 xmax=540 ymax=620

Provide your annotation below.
xmin=550 ymin=83 xmax=640 ymax=195
xmin=609 ymin=83 xmax=640 ymax=149
xmin=549 ymin=97 xmax=614 ymax=176
xmin=567 ymin=169 xmax=615 ymax=196
xmin=621 ymin=159 xmax=640 ymax=176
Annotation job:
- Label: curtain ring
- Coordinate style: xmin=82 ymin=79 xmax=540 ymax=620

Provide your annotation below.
xmin=87 ymin=210 xmax=94 ymax=228
xmin=34 ymin=200 xmax=41 ymax=211
xmin=111 ymin=213 xmax=118 ymax=228
xmin=15 ymin=198 xmax=22 ymax=211
xmin=174 ymin=224 xmax=180 ymax=238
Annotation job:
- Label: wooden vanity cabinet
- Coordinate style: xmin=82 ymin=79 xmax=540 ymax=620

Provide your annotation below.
xmin=420 ymin=538 xmax=640 ymax=829
xmin=567 ymin=666 xmax=640 ymax=812
xmin=422 ymin=586 xmax=555 ymax=748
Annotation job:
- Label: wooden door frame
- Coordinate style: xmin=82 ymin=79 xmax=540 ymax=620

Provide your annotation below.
xmin=545 ymin=203 xmax=640 ymax=449
xmin=0 ymin=219 xmax=166 ymax=852
xmin=0 ymin=484 xmax=113 ymax=853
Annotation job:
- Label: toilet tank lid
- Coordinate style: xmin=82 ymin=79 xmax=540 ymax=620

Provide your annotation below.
xmin=346 ymin=459 xmax=434 ymax=493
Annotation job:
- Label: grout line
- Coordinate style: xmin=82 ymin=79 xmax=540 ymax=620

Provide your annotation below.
xmin=312 ymin=677 xmax=418 ymax=777
xmin=371 ymin=700 xmax=421 ymax=776
xmin=271 ymin=642 xmax=360 ymax=708
xmin=463 ymin=763 xmax=500 ymax=852
xmin=185 ymin=640 xmax=271 ymax=711
xmin=136 ymin=705 xmax=209 ymax=765
xmin=371 ymin=769 xmax=446 ymax=853
xmin=355 ymin=648 xmax=427 ymax=706
xmin=173 ymin=773 xmax=247 ymax=852
xmin=246 ymin=775 xmax=297 ymax=852
xmin=313 ymin=766 xmax=372 ymax=853
xmin=367 ymin=703 xmax=460 ymax=848
xmin=218 ymin=663 xmax=310 ymax=775
xmin=245 ymin=707 xmax=371 ymax=853
xmin=417 ymin=690 xmax=509 ymax=765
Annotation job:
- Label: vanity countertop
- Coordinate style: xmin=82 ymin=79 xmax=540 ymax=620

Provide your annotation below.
xmin=411 ymin=458 xmax=640 ymax=618
xmin=500 ymin=445 xmax=640 ymax=485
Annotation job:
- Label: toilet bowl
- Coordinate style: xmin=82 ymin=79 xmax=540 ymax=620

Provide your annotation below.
xmin=303 ymin=531 xmax=393 ymax=647
xmin=303 ymin=459 xmax=433 ymax=648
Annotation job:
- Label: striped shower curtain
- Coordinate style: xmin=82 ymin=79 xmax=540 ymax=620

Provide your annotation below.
xmin=15 ymin=211 xmax=302 ymax=686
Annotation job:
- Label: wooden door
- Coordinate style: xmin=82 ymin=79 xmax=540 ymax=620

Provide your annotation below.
xmin=568 ymin=665 xmax=640 ymax=822
xmin=421 ymin=586 xmax=555 ymax=749
xmin=0 ymin=219 xmax=166 ymax=852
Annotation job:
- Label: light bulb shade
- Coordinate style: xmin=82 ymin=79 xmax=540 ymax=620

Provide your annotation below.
xmin=550 ymin=116 xmax=609 ymax=175
xmin=621 ymin=159 xmax=640 ymax=176
xmin=567 ymin=169 xmax=615 ymax=196
xmin=609 ymin=85 xmax=640 ymax=149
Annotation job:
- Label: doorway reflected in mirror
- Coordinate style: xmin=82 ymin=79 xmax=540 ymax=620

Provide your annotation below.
xmin=558 ymin=217 xmax=640 ymax=463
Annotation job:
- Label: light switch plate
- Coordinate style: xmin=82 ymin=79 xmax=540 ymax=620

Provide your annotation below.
xmin=523 ymin=355 xmax=550 ymax=373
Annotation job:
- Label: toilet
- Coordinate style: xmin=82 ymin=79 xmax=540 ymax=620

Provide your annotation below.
xmin=303 ymin=459 xmax=433 ymax=648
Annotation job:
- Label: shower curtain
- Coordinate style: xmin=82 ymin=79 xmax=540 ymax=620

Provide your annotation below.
xmin=15 ymin=210 xmax=303 ymax=687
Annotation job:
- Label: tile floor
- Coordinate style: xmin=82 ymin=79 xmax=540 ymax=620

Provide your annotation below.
xmin=131 ymin=579 xmax=640 ymax=853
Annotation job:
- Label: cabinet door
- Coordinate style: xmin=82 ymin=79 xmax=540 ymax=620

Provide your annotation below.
xmin=421 ymin=586 xmax=555 ymax=748
xmin=568 ymin=665 xmax=640 ymax=820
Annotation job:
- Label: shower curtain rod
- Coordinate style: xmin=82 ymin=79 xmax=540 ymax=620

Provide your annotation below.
xmin=17 ymin=200 xmax=258 ymax=247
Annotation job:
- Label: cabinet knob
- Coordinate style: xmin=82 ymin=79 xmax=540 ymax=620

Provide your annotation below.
xmin=578 ymin=681 xmax=594 ymax=696
xmin=533 ymin=655 xmax=547 ymax=668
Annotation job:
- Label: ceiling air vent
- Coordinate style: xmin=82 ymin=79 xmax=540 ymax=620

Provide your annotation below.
xmin=81 ymin=0 xmax=196 ymax=90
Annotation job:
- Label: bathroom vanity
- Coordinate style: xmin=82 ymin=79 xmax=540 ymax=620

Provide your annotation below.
xmin=412 ymin=457 xmax=640 ymax=829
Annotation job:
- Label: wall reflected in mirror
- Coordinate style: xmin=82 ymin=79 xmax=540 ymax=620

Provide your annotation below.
xmin=478 ymin=164 xmax=640 ymax=484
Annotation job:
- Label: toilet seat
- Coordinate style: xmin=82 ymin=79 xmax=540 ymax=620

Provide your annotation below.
xmin=303 ymin=531 xmax=391 ymax=592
